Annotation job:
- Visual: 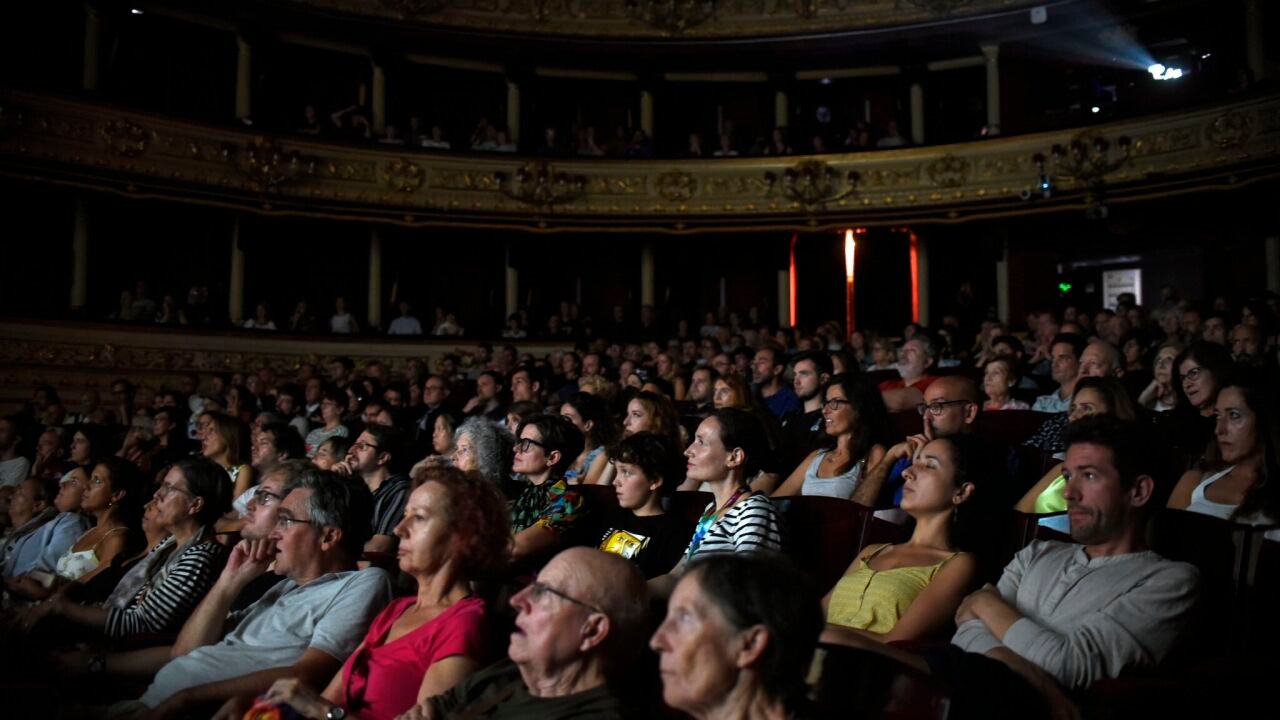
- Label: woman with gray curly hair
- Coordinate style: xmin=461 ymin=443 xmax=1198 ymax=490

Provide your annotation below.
xmin=452 ymin=417 xmax=515 ymax=490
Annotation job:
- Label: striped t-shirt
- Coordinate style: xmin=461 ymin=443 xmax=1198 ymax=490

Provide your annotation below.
xmin=104 ymin=532 xmax=226 ymax=638
xmin=683 ymin=493 xmax=782 ymax=563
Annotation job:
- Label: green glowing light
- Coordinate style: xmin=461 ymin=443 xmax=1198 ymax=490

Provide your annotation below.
xmin=1058 ymin=283 xmax=1073 ymax=293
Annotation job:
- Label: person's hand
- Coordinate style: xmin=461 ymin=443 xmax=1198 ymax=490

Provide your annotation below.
xmin=955 ymin=584 xmax=1001 ymax=626
xmin=222 ymin=538 xmax=276 ymax=587
xmin=262 ymin=678 xmax=331 ymax=719
xmin=461 ymin=396 xmax=482 ymax=414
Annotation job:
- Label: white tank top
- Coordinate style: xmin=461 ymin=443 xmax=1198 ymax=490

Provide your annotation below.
xmin=1185 ymin=466 xmax=1240 ymax=521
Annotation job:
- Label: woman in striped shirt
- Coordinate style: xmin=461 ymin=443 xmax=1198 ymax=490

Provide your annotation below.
xmin=39 ymin=457 xmax=230 ymax=641
xmin=649 ymin=408 xmax=783 ymax=600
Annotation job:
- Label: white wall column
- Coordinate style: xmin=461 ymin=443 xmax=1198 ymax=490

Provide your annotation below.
xmin=909 ymin=82 xmax=925 ymax=145
xmin=228 ymin=216 xmax=245 ymax=324
xmin=640 ymin=242 xmax=655 ymax=307
xmin=82 ymin=3 xmax=101 ymax=92
xmin=981 ymin=43 xmax=1001 ymax=135
xmin=777 ymin=270 xmax=790 ymax=328
xmin=1245 ymin=0 xmax=1269 ymax=82
xmin=774 ymin=90 xmax=788 ymax=129
xmin=1266 ymin=236 xmax=1280 ymax=294
xmin=640 ymin=90 xmax=655 ymax=138
xmin=70 ymin=196 xmax=89 ymax=310
xmin=996 ymin=238 xmax=1010 ymax=323
xmin=917 ymin=237 xmax=931 ymax=327
xmin=371 ymin=62 xmax=387 ymax=136
xmin=367 ymin=229 xmax=383 ymax=329
xmin=506 ymin=81 xmax=521 ymax=147
xmin=235 ymin=36 xmax=252 ymax=121
xmin=505 ymin=242 xmax=519 ymax=318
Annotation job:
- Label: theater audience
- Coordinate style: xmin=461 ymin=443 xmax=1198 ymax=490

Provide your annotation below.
xmin=878 ymin=335 xmax=940 ymax=412
xmin=773 ymin=373 xmax=889 ymax=499
xmin=651 ymin=553 xmax=821 ymax=720
xmin=982 ymin=355 xmax=1031 ymax=410
xmin=334 ymin=425 xmax=410 ymax=556
xmin=0 ymin=416 xmax=30 ymax=488
xmin=1031 ymin=333 xmax=1085 ymax=413
xmin=559 ymin=393 xmax=617 ymax=485
xmin=752 ymin=347 xmax=801 ymax=418
xmin=257 ymin=466 xmax=509 ymax=720
xmin=595 ymin=433 xmax=689 ymax=578
xmin=1138 ymin=341 xmax=1184 ymax=412
xmin=305 ymin=388 xmax=350 ymax=458
xmin=509 ymin=414 xmax=586 ymax=564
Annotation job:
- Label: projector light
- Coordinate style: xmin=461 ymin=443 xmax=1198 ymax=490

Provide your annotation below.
xmin=1148 ymin=63 xmax=1184 ymax=81
xmin=1091 ymin=106 xmax=1100 ymax=114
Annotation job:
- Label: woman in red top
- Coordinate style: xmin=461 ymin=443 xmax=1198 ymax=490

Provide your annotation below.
xmin=261 ymin=466 xmax=511 ymax=720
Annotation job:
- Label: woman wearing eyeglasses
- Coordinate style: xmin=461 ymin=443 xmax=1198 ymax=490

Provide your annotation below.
xmin=508 ymin=414 xmax=586 ymax=564
xmin=260 ymin=465 xmax=510 ymax=720
xmin=772 ymin=374 xmax=890 ymax=499
xmin=36 ymin=457 xmax=230 ymax=640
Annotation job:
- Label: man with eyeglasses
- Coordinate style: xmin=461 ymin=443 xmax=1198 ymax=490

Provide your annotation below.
xmin=409 ymin=548 xmax=648 ymax=719
xmin=333 ymin=425 xmax=410 ymax=557
xmin=413 ymin=374 xmax=453 ymax=455
xmin=853 ymin=376 xmax=983 ymax=509
xmin=127 ymin=469 xmax=392 ymax=720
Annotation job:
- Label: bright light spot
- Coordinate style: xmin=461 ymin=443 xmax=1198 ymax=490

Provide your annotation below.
xmin=819 ymin=77 xmax=832 ymax=85
xmin=1091 ymin=106 xmax=1101 ymax=114
xmin=130 ymin=8 xmax=144 ymax=14
xmin=1059 ymin=283 xmax=1073 ymax=293
xmin=1202 ymin=53 xmax=1212 ymax=59
xmin=1148 ymin=63 xmax=1184 ymax=81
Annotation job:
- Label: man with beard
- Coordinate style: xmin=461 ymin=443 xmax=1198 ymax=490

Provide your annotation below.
xmin=751 ymin=346 xmax=800 ymax=418
xmin=778 ymin=351 xmax=831 ymax=471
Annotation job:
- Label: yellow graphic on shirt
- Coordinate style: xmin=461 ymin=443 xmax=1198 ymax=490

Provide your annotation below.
xmin=599 ymin=529 xmax=651 ymax=559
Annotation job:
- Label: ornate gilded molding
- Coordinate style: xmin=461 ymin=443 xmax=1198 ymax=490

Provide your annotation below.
xmin=283 ymin=0 xmax=1038 ymax=39
xmin=1 ymin=90 xmax=1278 ymax=232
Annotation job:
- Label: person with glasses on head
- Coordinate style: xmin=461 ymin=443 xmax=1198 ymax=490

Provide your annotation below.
xmin=121 ymin=469 xmax=392 ymax=719
xmin=407 ymin=547 xmax=647 ymax=720
xmin=851 ymin=376 xmax=982 ymax=509
xmin=37 ymin=458 xmax=230 ymax=644
xmin=508 ymin=414 xmax=586 ymax=565
xmin=773 ymin=374 xmax=889 ymax=500
xmin=259 ymin=465 xmax=511 ymax=720
xmin=333 ymin=425 xmax=410 ymax=558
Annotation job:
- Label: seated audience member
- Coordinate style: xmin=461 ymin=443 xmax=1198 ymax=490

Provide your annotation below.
xmin=123 ymin=469 xmax=393 ymax=719
xmin=1024 ymin=335 xmax=1130 ymax=455
xmin=463 ymin=371 xmax=508 ymax=424
xmin=649 ymin=409 xmax=783 ymax=600
xmin=0 ymin=416 xmax=30 ymax=488
xmin=29 ymin=426 xmax=73 ymax=485
xmin=334 ymin=425 xmax=410 ymax=556
xmin=509 ymin=414 xmax=586 ymax=564
xmin=878 ymin=335 xmax=941 ymax=412
xmin=305 ymin=388 xmax=350 ymax=458
xmin=752 ymin=346 xmax=802 ymax=418
xmin=430 ymin=410 xmax=464 ymax=464
xmin=862 ymin=417 xmax=1201 ymax=716
xmin=1016 ymin=377 xmax=1138 ymax=517
xmin=822 ymin=435 xmax=983 ymax=645
xmin=651 ymin=553 xmax=822 ymax=720
xmin=1163 ymin=341 xmax=1234 ymax=457
xmin=982 ymin=355 xmax=1031 ymax=411
xmin=1138 ymin=341 xmax=1184 ymax=413
xmin=313 ymin=435 xmax=352 ymax=472
xmin=596 ymin=391 xmax=684 ymax=487
xmin=2 ymin=471 xmax=91 ymax=587
xmin=852 ymin=375 xmax=981 ymax=508
xmin=779 ymin=352 xmax=831 ymax=468
xmin=560 ymin=393 xmax=618 ymax=485
xmin=202 ymin=412 xmax=255 ymax=505
xmin=685 ymin=366 xmax=718 ymax=419
xmin=38 ymin=458 xmax=230 ymax=640
xmin=5 ymin=458 xmax=143 ymax=602
xmin=1229 ymin=323 xmax=1265 ymax=367
xmin=1030 ymin=333 xmax=1086 ymax=413
xmin=407 ymin=548 xmax=647 ymax=719
xmin=773 ymin=373 xmax=889 ymax=499
xmin=257 ymin=466 xmax=510 ymax=720
xmin=1167 ymin=381 xmax=1280 ymax=526
xmin=447 ymin=417 xmax=516 ymax=495
xmin=596 ymin=433 xmax=690 ymax=578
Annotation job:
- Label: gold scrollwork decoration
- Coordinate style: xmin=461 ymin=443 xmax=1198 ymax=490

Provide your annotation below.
xmin=625 ymin=0 xmax=717 ymax=33
xmin=497 ymin=160 xmax=586 ymax=208
xmin=656 ymin=170 xmax=697 ymax=201
xmin=925 ymin=154 xmax=970 ymax=188
xmin=764 ymin=159 xmax=859 ymax=210
xmin=383 ymin=159 xmax=427 ymax=193
xmin=100 ymin=119 xmax=151 ymax=158
xmin=1205 ymin=110 xmax=1257 ymax=149
xmin=377 ymin=0 xmax=446 ymax=18
xmin=238 ymin=138 xmax=316 ymax=192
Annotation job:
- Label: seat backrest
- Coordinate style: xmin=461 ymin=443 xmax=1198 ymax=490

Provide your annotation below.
xmin=668 ymin=491 xmax=714 ymax=528
xmin=977 ymin=410 xmax=1056 ymax=446
xmin=776 ymin=496 xmax=873 ymax=594
xmin=811 ymin=643 xmax=951 ymax=720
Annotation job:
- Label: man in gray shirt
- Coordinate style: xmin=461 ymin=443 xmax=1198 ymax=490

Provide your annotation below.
xmin=129 ymin=469 xmax=393 ymax=719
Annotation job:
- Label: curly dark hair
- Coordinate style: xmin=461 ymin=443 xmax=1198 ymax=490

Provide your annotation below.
xmin=413 ymin=465 xmax=512 ymax=581
xmin=607 ymin=432 xmax=686 ymax=497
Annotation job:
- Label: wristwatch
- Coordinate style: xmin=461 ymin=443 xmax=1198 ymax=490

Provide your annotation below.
xmin=326 ymin=707 xmax=346 ymax=720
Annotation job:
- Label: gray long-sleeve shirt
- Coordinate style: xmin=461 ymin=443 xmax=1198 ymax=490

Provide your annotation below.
xmin=953 ymin=540 xmax=1200 ymax=690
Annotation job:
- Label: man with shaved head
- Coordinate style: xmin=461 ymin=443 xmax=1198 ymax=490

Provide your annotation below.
xmin=411 ymin=548 xmax=648 ymax=719
xmin=852 ymin=375 xmax=981 ymax=508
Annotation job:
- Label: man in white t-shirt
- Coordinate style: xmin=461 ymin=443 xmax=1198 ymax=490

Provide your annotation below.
xmin=386 ymin=301 xmax=423 ymax=336
xmin=0 ymin=417 xmax=31 ymax=488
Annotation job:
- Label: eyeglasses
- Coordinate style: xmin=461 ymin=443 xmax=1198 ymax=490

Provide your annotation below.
xmin=351 ymin=441 xmax=381 ymax=452
xmin=527 ymin=578 xmax=604 ymax=615
xmin=916 ymin=400 xmax=970 ymax=416
xmin=251 ymin=489 xmax=283 ymax=507
xmin=1183 ymin=366 xmax=1206 ymax=382
xmin=823 ymin=398 xmax=852 ymax=410
xmin=275 ymin=513 xmax=322 ymax=531
xmin=514 ymin=437 xmax=549 ymax=454
xmin=153 ymin=483 xmax=195 ymax=501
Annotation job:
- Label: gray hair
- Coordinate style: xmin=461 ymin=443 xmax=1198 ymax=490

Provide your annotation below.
xmin=907 ymin=333 xmax=938 ymax=360
xmin=289 ymin=468 xmax=373 ymax=560
xmin=273 ymin=459 xmax=313 ymax=495
xmin=455 ymin=416 xmax=515 ymax=485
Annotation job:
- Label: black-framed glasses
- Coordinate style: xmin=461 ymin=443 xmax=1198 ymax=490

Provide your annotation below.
xmin=527 ymin=578 xmax=604 ymax=615
xmin=514 ymin=437 xmax=549 ymax=454
xmin=351 ymin=441 xmax=381 ymax=452
xmin=823 ymin=398 xmax=852 ymax=410
xmin=153 ymin=483 xmax=195 ymax=501
xmin=1183 ymin=366 xmax=1206 ymax=382
xmin=275 ymin=513 xmax=322 ymax=531
xmin=250 ymin=488 xmax=283 ymax=507
xmin=916 ymin=399 xmax=970 ymax=416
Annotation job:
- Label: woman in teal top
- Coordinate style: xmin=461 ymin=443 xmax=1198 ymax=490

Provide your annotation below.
xmin=820 ymin=435 xmax=986 ymax=646
xmin=1015 ymin=377 xmax=1137 ymax=515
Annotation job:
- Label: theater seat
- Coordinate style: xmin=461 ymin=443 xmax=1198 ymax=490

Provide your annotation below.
xmin=668 ymin=491 xmax=714 ymax=527
xmin=976 ymin=410 xmax=1056 ymax=446
xmin=774 ymin=496 xmax=874 ymax=594
xmin=810 ymin=643 xmax=951 ymax=720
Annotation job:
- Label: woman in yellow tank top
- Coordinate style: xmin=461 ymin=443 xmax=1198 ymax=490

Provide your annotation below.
xmin=820 ymin=435 xmax=984 ymax=646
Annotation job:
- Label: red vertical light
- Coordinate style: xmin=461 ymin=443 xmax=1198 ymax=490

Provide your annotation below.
xmin=908 ymin=229 xmax=920 ymax=323
xmin=789 ymin=234 xmax=798 ymax=327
